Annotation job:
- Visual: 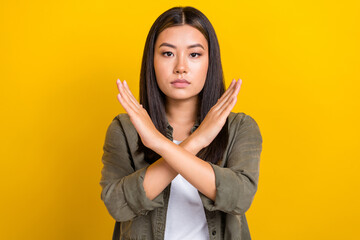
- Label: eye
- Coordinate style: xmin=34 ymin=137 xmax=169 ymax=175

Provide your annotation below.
xmin=162 ymin=51 xmax=173 ymax=57
xmin=190 ymin=53 xmax=202 ymax=58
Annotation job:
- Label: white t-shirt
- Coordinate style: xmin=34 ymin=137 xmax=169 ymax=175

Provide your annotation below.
xmin=164 ymin=139 xmax=210 ymax=240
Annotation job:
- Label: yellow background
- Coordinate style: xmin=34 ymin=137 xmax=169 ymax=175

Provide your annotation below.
xmin=1 ymin=0 xmax=359 ymax=239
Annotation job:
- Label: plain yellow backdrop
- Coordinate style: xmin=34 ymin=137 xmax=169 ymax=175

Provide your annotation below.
xmin=1 ymin=0 xmax=359 ymax=239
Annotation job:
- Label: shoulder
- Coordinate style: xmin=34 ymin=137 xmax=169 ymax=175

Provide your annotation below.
xmin=103 ymin=113 xmax=132 ymax=138
xmin=228 ymin=111 xmax=259 ymax=126
xmin=109 ymin=113 xmax=138 ymax=139
xmin=113 ymin=113 xmax=131 ymax=126
xmin=228 ymin=112 xmax=262 ymax=139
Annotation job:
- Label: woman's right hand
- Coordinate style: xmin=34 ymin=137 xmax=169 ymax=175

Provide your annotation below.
xmin=192 ymin=79 xmax=242 ymax=149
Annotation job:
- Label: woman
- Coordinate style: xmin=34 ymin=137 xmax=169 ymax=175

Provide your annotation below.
xmin=100 ymin=6 xmax=263 ymax=240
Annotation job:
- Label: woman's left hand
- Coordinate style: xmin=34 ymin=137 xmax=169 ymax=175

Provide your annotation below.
xmin=116 ymin=79 xmax=163 ymax=149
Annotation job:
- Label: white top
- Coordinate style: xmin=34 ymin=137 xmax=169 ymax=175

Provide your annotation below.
xmin=164 ymin=139 xmax=210 ymax=240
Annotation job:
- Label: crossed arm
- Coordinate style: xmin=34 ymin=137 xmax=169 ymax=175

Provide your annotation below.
xmin=143 ymin=132 xmax=215 ymax=200
xmin=100 ymin=110 xmax=262 ymax=222
xmin=116 ymin=79 xmax=242 ymax=202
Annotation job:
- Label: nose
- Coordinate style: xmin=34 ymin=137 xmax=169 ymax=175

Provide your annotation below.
xmin=174 ymin=53 xmax=188 ymax=75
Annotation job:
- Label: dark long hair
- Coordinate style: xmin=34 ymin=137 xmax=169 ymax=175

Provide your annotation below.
xmin=136 ymin=6 xmax=229 ymax=165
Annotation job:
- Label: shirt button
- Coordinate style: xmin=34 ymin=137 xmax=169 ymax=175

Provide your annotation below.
xmin=212 ymin=230 xmax=216 ymax=236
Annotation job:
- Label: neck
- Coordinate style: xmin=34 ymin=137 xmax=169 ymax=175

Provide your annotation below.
xmin=165 ymin=96 xmax=199 ymax=126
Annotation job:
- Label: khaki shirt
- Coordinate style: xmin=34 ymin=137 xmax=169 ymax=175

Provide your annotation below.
xmin=100 ymin=112 xmax=263 ymax=240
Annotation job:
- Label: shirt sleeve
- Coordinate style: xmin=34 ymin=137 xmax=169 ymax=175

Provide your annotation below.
xmin=99 ymin=116 xmax=165 ymax=222
xmin=199 ymin=113 xmax=263 ymax=215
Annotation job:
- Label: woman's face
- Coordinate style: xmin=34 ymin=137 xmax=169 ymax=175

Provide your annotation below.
xmin=154 ymin=24 xmax=209 ymax=102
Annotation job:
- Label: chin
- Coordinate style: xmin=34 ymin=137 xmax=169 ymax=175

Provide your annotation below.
xmin=166 ymin=94 xmax=198 ymax=101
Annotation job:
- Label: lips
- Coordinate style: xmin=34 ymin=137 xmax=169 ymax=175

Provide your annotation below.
xmin=171 ymin=79 xmax=190 ymax=84
xmin=171 ymin=79 xmax=190 ymax=88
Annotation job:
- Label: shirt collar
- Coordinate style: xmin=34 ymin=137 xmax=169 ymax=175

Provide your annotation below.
xmin=165 ymin=116 xmax=201 ymax=141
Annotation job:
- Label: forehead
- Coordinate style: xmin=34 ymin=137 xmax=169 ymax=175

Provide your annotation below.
xmin=155 ymin=25 xmax=208 ymax=49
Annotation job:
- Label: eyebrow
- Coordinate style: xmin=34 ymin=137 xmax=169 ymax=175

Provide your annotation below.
xmin=159 ymin=42 xmax=205 ymax=50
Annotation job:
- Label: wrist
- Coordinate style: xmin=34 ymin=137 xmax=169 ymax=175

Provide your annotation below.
xmin=183 ymin=131 xmax=205 ymax=153
xmin=151 ymin=132 xmax=204 ymax=156
xmin=150 ymin=133 xmax=171 ymax=154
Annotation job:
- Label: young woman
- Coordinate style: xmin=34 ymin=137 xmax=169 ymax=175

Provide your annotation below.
xmin=100 ymin=6 xmax=263 ymax=240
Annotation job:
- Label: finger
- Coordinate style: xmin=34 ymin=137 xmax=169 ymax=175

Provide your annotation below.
xmin=117 ymin=79 xmax=137 ymax=110
xmin=212 ymin=79 xmax=236 ymax=111
xmin=123 ymin=80 xmax=141 ymax=109
xmin=117 ymin=92 xmax=135 ymax=115
xmin=219 ymin=94 xmax=237 ymax=117
xmin=121 ymin=80 xmax=142 ymax=113
xmin=117 ymin=80 xmax=139 ymax=113
xmin=219 ymin=79 xmax=242 ymax=115
xmin=230 ymin=79 xmax=242 ymax=99
xmin=215 ymin=79 xmax=240 ymax=110
xmin=216 ymin=79 xmax=236 ymax=103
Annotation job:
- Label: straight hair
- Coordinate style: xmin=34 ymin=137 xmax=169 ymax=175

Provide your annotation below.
xmin=136 ymin=6 xmax=229 ymax=165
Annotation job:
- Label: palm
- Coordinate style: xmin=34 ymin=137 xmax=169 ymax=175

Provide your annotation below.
xmin=194 ymin=79 xmax=242 ymax=148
